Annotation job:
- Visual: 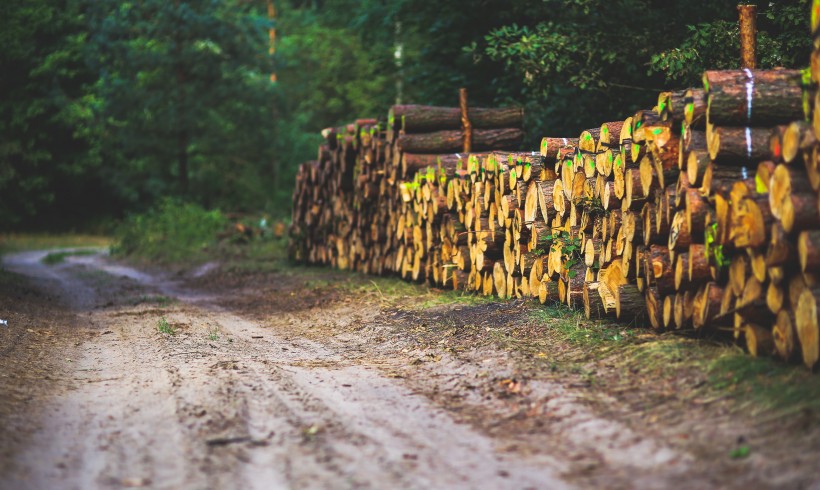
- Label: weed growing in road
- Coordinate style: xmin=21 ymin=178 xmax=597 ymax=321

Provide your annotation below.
xmin=157 ymin=317 xmax=175 ymax=335
xmin=41 ymin=249 xmax=99 ymax=265
xmin=207 ymin=327 xmax=219 ymax=341
xmin=0 ymin=234 xmax=111 ymax=257
xmin=129 ymin=295 xmax=175 ymax=307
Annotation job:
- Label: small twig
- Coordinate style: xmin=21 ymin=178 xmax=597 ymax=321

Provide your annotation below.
xmin=167 ymin=351 xmax=209 ymax=356
xmin=369 ymin=280 xmax=388 ymax=303
xmin=206 ymin=436 xmax=251 ymax=447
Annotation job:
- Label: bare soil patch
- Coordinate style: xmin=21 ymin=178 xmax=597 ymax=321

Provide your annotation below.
xmin=1 ymin=250 xmax=819 ymax=489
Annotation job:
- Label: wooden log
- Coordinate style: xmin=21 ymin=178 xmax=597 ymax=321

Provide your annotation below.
xmin=766 ymin=222 xmax=796 ymax=267
xmin=541 ymin=137 xmax=579 ymax=161
xmin=659 ymin=90 xmax=688 ymax=126
xmin=693 ymin=282 xmax=724 ymax=330
xmin=770 ymin=164 xmax=819 ymax=233
xmin=669 ymin=211 xmax=691 ymax=252
xmin=663 ymin=294 xmax=676 ymax=329
xmin=685 ymin=187 xmax=711 ymax=238
xmin=703 ymin=69 xmax=805 ymax=126
xmin=639 ymin=155 xmax=661 ymax=200
xmin=674 ymin=290 xmax=695 ymax=329
xmin=647 ymin=244 xmax=675 ymax=295
xmin=686 ymin=150 xmax=711 ymax=186
xmin=616 ymin=283 xmax=647 ymax=324
xmin=645 ymin=286 xmax=663 ymax=330
xmin=782 ymin=120 xmax=816 ymax=164
xmin=796 ymin=288 xmax=820 ymax=369
xmin=397 ymin=128 xmax=524 ymax=154
xmin=623 ymin=168 xmax=648 ymax=211
xmin=745 ymin=324 xmax=774 ymax=357
xmin=730 ymin=193 xmax=773 ymax=249
xmin=401 ymin=153 xmax=468 ymax=178
xmin=584 ymin=281 xmax=615 ymax=319
xmin=774 ymin=310 xmax=800 ymax=363
xmin=684 ymin=88 xmax=707 ymax=128
xmin=799 ymin=230 xmax=820 ymax=273
xmin=538 ymin=274 xmax=559 ymax=304
xmin=389 ymin=105 xmax=524 ymax=133
xmin=707 ymin=125 xmax=771 ymax=163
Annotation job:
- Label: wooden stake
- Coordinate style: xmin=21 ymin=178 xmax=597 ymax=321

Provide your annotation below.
xmin=738 ymin=4 xmax=757 ymax=69
xmin=267 ymin=0 xmax=277 ymax=82
xmin=460 ymin=88 xmax=472 ymax=153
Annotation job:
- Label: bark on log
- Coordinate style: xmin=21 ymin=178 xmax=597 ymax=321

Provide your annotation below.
xmin=397 ymin=128 xmax=524 ymax=154
xmin=703 ymin=69 xmax=805 ymax=126
xmin=389 ymin=105 xmax=524 ymax=133
xmin=797 ymin=288 xmax=820 ymax=369
xmin=707 ymin=125 xmax=771 ymax=163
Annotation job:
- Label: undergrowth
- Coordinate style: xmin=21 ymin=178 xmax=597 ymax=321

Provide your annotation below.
xmin=112 ymin=198 xmax=227 ymax=264
xmin=0 ymin=234 xmax=111 ymax=257
xmin=41 ymin=249 xmax=98 ymax=265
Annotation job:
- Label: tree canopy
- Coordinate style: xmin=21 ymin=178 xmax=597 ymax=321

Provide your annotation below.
xmin=0 ymin=0 xmax=811 ymax=229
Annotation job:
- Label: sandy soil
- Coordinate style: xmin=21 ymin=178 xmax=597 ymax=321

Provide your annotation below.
xmin=1 ymin=249 xmax=819 ymax=489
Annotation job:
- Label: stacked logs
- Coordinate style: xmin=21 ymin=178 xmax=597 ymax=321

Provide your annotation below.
xmin=289 ymin=105 xmax=525 ymax=283
xmin=291 ymin=3 xmax=820 ymax=369
xmin=291 ymin=74 xmax=817 ymax=368
xmin=576 ymin=66 xmax=820 ymax=367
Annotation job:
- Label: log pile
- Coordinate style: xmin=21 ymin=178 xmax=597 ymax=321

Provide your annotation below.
xmin=289 ymin=106 xmax=525 ymax=283
xmin=291 ymin=3 xmax=820 ymax=369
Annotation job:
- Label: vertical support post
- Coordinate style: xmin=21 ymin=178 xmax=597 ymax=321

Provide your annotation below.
xmin=738 ymin=4 xmax=757 ymax=69
xmin=267 ymin=0 xmax=277 ymax=83
xmin=460 ymin=88 xmax=472 ymax=153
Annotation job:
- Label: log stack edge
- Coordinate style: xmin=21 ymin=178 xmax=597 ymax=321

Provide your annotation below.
xmin=291 ymin=2 xmax=820 ymax=369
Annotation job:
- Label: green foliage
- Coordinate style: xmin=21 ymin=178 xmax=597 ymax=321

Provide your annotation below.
xmin=533 ymin=229 xmax=584 ymax=276
xmin=86 ymin=0 xmax=278 ymax=212
xmin=112 ymin=198 xmax=227 ymax=264
xmin=475 ymin=0 xmax=811 ymax=140
xmin=0 ymin=234 xmax=110 ymax=257
xmin=649 ymin=5 xmax=812 ymax=86
xmin=0 ymin=0 xmax=102 ymax=227
xmin=157 ymin=317 xmax=175 ymax=335
xmin=577 ymin=196 xmax=606 ymax=219
xmin=0 ymin=0 xmax=813 ymax=231
xmin=41 ymin=249 xmax=98 ymax=265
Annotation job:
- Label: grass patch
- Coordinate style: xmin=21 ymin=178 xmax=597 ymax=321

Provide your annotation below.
xmin=41 ymin=248 xmax=99 ymax=265
xmin=525 ymin=303 xmax=820 ymax=416
xmin=128 ymin=295 xmax=176 ymax=307
xmin=530 ymin=305 xmax=637 ymax=348
xmin=214 ymin=236 xmax=290 ymax=273
xmin=112 ymin=198 xmax=227 ymax=265
xmin=420 ymin=289 xmax=499 ymax=308
xmin=704 ymin=349 xmax=820 ymax=415
xmin=157 ymin=317 xmax=175 ymax=335
xmin=0 ymin=234 xmax=110 ymax=257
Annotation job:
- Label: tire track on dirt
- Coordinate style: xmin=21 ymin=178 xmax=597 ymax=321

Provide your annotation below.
xmin=1 ymin=251 xmax=570 ymax=489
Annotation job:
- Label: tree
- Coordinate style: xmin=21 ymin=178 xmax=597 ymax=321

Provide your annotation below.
xmin=473 ymin=0 xmax=811 ymax=140
xmin=0 ymin=0 xmax=100 ymax=227
xmin=86 ymin=0 xmax=277 ymax=212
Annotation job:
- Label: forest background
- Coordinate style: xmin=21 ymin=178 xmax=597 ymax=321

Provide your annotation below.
xmin=0 ymin=0 xmax=811 ymax=231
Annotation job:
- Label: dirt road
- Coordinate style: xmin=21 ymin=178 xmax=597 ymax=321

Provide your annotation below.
xmin=0 ymin=249 xmax=818 ymax=489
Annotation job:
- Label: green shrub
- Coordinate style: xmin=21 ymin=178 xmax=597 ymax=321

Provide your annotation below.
xmin=112 ymin=198 xmax=227 ymax=264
